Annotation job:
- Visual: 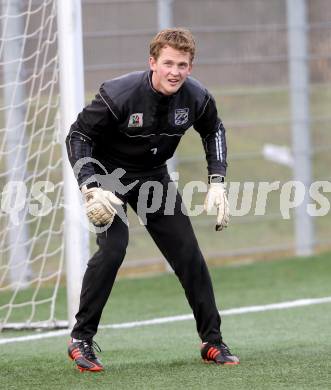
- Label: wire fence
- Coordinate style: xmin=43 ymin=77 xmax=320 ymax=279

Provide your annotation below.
xmin=77 ymin=0 xmax=331 ymax=270
xmin=1 ymin=0 xmax=330 ymax=277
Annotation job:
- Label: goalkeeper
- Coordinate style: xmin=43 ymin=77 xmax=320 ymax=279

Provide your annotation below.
xmin=66 ymin=27 xmax=239 ymax=372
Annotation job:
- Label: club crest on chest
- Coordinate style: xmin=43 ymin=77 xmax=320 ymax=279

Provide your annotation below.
xmin=128 ymin=113 xmax=143 ymax=127
xmin=174 ymin=108 xmax=189 ymax=125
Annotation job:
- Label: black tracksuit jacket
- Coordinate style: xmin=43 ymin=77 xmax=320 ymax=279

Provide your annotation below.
xmin=66 ymin=70 xmax=227 ymax=186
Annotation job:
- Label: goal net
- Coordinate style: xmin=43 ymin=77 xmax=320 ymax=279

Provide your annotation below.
xmin=0 ymin=0 xmax=67 ymax=330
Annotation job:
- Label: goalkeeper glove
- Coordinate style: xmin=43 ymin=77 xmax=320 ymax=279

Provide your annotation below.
xmin=81 ymin=185 xmax=123 ymax=227
xmin=204 ymin=174 xmax=229 ymax=231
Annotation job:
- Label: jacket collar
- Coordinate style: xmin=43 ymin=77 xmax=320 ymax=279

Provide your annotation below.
xmin=146 ymin=70 xmax=182 ymax=102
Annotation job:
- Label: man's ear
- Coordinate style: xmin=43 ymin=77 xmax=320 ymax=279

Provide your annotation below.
xmin=149 ymin=56 xmax=156 ymax=71
xmin=187 ymin=62 xmax=193 ymax=75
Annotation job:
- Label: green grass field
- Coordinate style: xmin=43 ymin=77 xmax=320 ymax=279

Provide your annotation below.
xmin=1 ymin=251 xmax=331 ymax=389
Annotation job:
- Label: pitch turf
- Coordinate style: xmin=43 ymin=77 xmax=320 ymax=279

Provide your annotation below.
xmin=1 ymin=252 xmax=331 ymax=389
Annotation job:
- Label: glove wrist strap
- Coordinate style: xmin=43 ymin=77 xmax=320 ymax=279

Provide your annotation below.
xmin=86 ymin=181 xmax=100 ymax=189
xmin=208 ymin=174 xmax=225 ymax=184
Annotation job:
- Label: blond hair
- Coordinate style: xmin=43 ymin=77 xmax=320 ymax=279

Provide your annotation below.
xmin=149 ymin=28 xmax=196 ymax=63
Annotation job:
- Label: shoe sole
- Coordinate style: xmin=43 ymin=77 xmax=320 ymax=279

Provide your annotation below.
xmin=203 ymin=358 xmax=239 ymax=365
xmin=77 ymin=366 xmax=104 ymax=372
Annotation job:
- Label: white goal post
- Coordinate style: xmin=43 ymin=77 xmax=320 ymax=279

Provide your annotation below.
xmin=0 ymin=0 xmax=88 ymax=331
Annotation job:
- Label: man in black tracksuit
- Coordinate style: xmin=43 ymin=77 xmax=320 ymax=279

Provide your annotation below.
xmin=66 ymin=28 xmax=239 ymax=372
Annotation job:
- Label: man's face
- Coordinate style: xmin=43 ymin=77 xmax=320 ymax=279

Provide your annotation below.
xmin=149 ymin=45 xmax=192 ymax=96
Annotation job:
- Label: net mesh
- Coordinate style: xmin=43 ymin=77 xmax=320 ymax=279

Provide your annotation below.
xmin=0 ymin=0 xmax=65 ymax=330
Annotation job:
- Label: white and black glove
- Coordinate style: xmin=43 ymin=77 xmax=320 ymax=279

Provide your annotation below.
xmin=204 ymin=175 xmax=230 ymax=231
xmin=81 ymin=185 xmax=123 ymax=227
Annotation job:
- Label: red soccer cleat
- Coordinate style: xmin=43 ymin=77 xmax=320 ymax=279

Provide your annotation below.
xmin=201 ymin=341 xmax=240 ymax=365
xmin=68 ymin=339 xmax=104 ymax=372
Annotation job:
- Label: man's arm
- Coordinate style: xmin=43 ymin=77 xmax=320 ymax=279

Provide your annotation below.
xmin=193 ymin=94 xmax=227 ymax=177
xmin=65 ymin=86 xmax=117 ymax=188
xmin=193 ymin=93 xmax=229 ymax=231
xmin=66 ymin=86 xmax=124 ymax=227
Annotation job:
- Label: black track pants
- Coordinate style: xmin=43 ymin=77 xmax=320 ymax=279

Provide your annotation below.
xmin=71 ymin=173 xmax=222 ymax=344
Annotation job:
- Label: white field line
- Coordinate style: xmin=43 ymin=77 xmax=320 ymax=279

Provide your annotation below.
xmin=1 ymin=296 xmax=331 ymax=345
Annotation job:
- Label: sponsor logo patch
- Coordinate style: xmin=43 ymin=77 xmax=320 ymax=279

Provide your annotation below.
xmin=174 ymin=108 xmax=189 ymax=125
xmin=128 ymin=113 xmax=143 ymax=127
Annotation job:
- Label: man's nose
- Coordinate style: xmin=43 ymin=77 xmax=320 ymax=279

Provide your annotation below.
xmin=170 ymin=66 xmax=180 ymax=75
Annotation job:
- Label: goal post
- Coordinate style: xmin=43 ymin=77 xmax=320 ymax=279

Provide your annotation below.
xmin=0 ymin=0 xmax=88 ymax=331
xmin=57 ymin=0 xmax=89 ymax=329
